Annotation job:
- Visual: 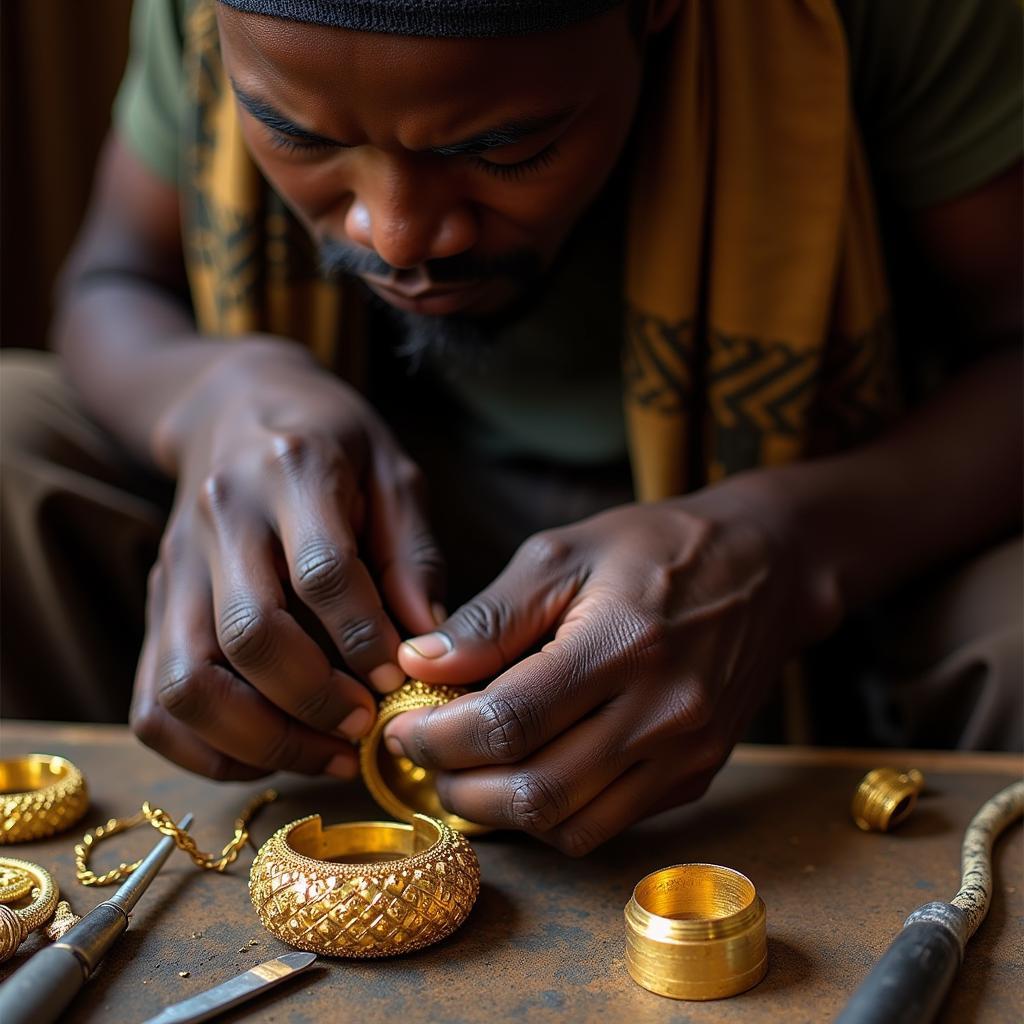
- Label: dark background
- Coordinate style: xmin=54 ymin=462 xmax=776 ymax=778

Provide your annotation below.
xmin=1 ymin=0 xmax=132 ymax=350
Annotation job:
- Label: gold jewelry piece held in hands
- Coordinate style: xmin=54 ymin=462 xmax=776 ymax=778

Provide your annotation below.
xmin=851 ymin=767 xmax=925 ymax=832
xmin=624 ymin=863 xmax=767 ymax=1000
xmin=0 ymin=857 xmax=59 ymax=962
xmin=0 ymin=755 xmax=89 ymax=845
xmin=361 ymin=680 xmax=491 ymax=835
xmin=75 ymin=788 xmax=277 ymax=885
xmin=250 ymin=813 xmax=481 ymax=958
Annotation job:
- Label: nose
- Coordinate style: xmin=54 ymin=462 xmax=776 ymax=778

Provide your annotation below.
xmin=343 ymin=160 xmax=479 ymax=270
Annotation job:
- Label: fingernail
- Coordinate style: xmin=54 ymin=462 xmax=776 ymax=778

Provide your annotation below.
xmin=325 ymin=753 xmax=357 ymax=780
xmin=337 ymin=707 xmax=373 ymax=741
xmin=402 ymin=633 xmax=452 ymax=660
xmin=430 ymin=602 xmax=448 ymax=627
xmin=369 ymin=663 xmax=406 ymax=693
xmin=384 ymin=733 xmax=406 ymax=758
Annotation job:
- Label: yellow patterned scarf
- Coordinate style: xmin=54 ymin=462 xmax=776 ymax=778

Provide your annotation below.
xmin=181 ymin=0 xmax=896 ymax=502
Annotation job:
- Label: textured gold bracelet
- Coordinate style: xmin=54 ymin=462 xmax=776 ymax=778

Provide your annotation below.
xmin=625 ymin=863 xmax=767 ymax=1000
xmin=361 ymin=680 xmax=490 ymax=835
xmin=0 ymin=754 xmax=89 ymax=845
xmin=0 ymin=857 xmax=59 ymax=962
xmin=250 ymin=813 xmax=480 ymax=958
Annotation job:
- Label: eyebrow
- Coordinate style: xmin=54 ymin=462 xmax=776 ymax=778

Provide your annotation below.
xmin=232 ymin=81 xmax=573 ymax=156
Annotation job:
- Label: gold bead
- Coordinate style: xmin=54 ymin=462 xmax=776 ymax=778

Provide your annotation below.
xmin=0 ymin=905 xmax=28 ymax=962
xmin=852 ymin=767 xmax=925 ymax=832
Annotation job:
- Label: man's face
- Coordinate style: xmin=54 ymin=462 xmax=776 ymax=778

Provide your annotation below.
xmin=217 ymin=6 xmax=648 ymax=317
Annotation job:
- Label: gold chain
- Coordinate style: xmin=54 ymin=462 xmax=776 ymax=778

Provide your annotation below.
xmin=75 ymin=789 xmax=277 ymax=887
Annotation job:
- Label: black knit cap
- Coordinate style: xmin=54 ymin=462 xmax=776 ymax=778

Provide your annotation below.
xmin=217 ymin=0 xmax=626 ymax=38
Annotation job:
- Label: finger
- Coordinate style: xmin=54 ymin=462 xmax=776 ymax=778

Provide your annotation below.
xmin=366 ymin=451 xmax=447 ymax=637
xmin=538 ymin=760 xmax=719 ymax=857
xmin=204 ymin=496 xmax=376 ymax=737
xmin=431 ymin=700 xmax=634 ymax=830
xmin=397 ymin=530 xmax=584 ymax=684
xmin=154 ymin=540 xmax=360 ymax=777
xmin=130 ymin=564 xmax=268 ymax=781
xmin=264 ymin=439 xmax=405 ymax=692
xmin=385 ymin=602 xmax=619 ymax=769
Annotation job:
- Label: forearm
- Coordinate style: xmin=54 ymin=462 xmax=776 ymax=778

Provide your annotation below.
xmin=741 ymin=346 xmax=1022 ymax=622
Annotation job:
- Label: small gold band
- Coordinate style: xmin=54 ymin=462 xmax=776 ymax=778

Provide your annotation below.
xmin=851 ymin=767 xmax=925 ymax=832
xmin=624 ymin=863 xmax=767 ymax=1000
xmin=361 ymin=681 xmax=490 ymax=835
xmin=0 ymin=754 xmax=89 ymax=845
xmin=250 ymin=813 xmax=480 ymax=958
xmin=0 ymin=857 xmax=59 ymax=962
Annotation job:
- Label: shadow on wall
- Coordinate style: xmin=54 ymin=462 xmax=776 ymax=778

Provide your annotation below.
xmin=1 ymin=0 xmax=132 ymax=351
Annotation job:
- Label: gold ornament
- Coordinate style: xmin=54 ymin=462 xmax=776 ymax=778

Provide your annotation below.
xmin=852 ymin=768 xmax=925 ymax=832
xmin=0 ymin=857 xmax=59 ymax=962
xmin=361 ymin=681 xmax=490 ymax=835
xmin=0 ymin=755 xmax=89 ymax=844
xmin=44 ymin=900 xmax=81 ymax=942
xmin=250 ymin=813 xmax=480 ymax=958
xmin=0 ymin=863 xmax=34 ymax=903
xmin=624 ymin=863 xmax=767 ymax=1000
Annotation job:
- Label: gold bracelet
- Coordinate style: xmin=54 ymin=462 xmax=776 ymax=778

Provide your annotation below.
xmin=250 ymin=813 xmax=480 ymax=958
xmin=0 ymin=857 xmax=59 ymax=962
xmin=0 ymin=755 xmax=89 ymax=845
xmin=624 ymin=863 xmax=767 ymax=1000
xmin=361 ymin=681 xmax=490 ymax=835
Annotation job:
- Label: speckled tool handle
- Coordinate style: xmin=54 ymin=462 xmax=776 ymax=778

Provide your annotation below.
xmin=835 ymin=780 xmax=1024 ymax=1024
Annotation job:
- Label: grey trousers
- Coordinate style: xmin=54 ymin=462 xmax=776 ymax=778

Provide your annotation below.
xmin=2 ymin=349 xmax=1021 ymax=750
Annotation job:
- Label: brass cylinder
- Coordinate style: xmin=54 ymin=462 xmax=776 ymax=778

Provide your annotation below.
xmin=851 ymin=768 xmax=925 ymax=832
xmin=624 ymin=863 xmax=767 ymax=1000
xmin=360 ymin=681 xmax=491 ymax=835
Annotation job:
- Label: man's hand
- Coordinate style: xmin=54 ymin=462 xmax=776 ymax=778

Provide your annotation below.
xmin=387 ymin=477 xmax=839 ymax=855
xmin=130 ymin=340 xmax=445 ymax=781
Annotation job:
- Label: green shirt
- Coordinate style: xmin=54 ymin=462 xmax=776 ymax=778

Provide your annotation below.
xmin=114 ymin=0 xmax=1023 ymax=465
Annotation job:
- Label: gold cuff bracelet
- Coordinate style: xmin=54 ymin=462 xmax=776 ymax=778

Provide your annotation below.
xmin=0 ymin=857 xmax=59 ymax=962
xmin=851 ymin=767 xmax=925 ymax=832
xmin=624 ymin=863 xmax=767 ymax=1000
xmin=249 ymin=813 xmax=480 ymax=958
xmin=361 ymin=681 xmax=490 ymax=835
xmin=0 ymin=755 xmax=89 ymax=845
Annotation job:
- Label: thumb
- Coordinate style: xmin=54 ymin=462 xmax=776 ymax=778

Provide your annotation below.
xmin=398 ymin=532 xmax=582 ymax=684
xmin=367 ymin=454 xmax=447 ymax=637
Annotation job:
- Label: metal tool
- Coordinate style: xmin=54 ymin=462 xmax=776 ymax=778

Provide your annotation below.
xmin=836 ymin=780 xmax=1024 ymax=1023
xmin=140 ymin=952 xmax=317 ymax=1024
xmin=0 ymin=812 xmax=193 ymax=1024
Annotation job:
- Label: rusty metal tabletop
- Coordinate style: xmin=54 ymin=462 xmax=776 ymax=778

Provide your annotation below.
xmin=0 ymin=722 xmax=1020 ymax=1023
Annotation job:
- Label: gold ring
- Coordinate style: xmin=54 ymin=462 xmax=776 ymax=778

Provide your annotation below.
xmin=624 ymin=863 xmax=767 ymax=1000
xmin=361 ymin=681 xmax=490 ymax=835
xmin=249 ymin=813 xmax=480 ymax=958
xmin=851 ymin=767 xmax=925 ymax=832
xmin=0 ymin=754 xmax=89 ymax=844
xmin=0 ymin=857 xmax=59 ymax=962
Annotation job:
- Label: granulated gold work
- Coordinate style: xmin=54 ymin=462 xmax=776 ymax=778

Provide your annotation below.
xmin=250 ymin=813 xmax=480 ymax=958
xmin=624 ymin=863 xmax=767 ymax=1000
xmin=0 ymin=857 xmax=59 ymax=962
xmin=361 ymin=681 xmax=490 ymax=835
xmin=75 ymin=789 xmax=276 ymax=886
xmin=852 ymin=768 xmax=925 ymax=832
xmin=0 ymin=864 xmax=34 ymax=903
xmin=44 ymin=899 xmax=81 ymax=942
xmin=0 ymin=755 xmax=89 ymax=844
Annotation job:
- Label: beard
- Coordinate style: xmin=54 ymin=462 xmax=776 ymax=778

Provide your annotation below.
xmin=318 ymin=236 xmax=548 ymax=372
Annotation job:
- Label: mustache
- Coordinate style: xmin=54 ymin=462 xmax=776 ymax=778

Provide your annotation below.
xmin=319 ymin=237 xmax=542 ymax=285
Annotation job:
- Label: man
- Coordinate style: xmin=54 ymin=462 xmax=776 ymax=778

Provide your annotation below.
xmin=2 ymin=0 xmax=1020 ymax=855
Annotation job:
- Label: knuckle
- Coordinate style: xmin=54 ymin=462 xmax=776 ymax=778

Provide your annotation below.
xmin=262 ymin=724 xmax=305 ymax=771
xmin=290 ymin=685 xmax=337 ymax=729
xmin=508 ymin=772 xmax=567 ymax=832
xmin=154 ymin=658 xmax=208 ymax=723
xmin=130 ymin=704 xmax=165 ymax=751
xmin=336 ymin=616 xmax=382 ymax=658
xmin=157 ymin=523 xmax=191 ymax=567
xmin=198 ymin=470 xmax=233 ymax=519
xmin=217 ymin=600 xmax=276 ymax=666
xmin=516 ymin=530 xmax=572 ymax=574
xmin=451 ymin=594 xmax=511 ymax=643
xmin=393 ymin=458 xmax=426 ymax=497
xmin=292 ymin=542 xmax=354 ymax=604
xmin=477 ymin=692 xmax=538 ymax=762
xmin=264 ymin=431 xmax=311 ymax=476
xmin=405 ymin=530 xmax=446 ymax=579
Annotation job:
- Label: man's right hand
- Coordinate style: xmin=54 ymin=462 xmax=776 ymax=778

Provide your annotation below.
xmin=129 ymin=339 xmax=445 ymax=780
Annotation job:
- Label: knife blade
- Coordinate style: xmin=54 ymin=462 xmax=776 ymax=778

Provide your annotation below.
xmin=139 ymin=952 xmax=318 ymax=1024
